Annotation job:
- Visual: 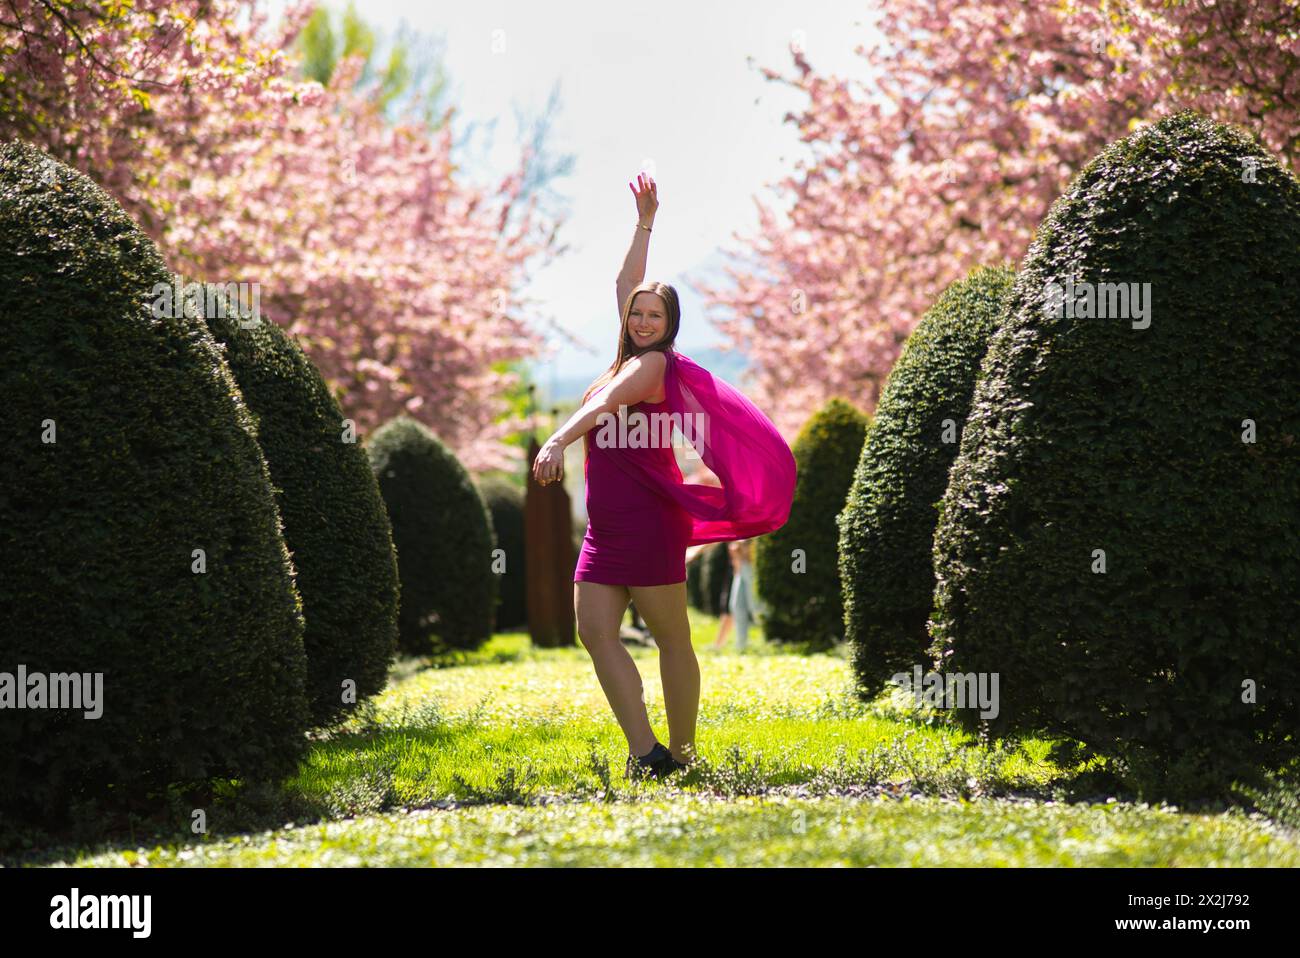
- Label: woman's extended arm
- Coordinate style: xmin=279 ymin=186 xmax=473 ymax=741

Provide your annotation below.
xmin=532 ymin=350 xmax=667 ymax=485
xmin=616 ymin=172 xmax=657 ymax=312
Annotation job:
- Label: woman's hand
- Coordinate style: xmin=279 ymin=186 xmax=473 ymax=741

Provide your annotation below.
xmin=630 ymin=171 xmax=657 ymax=224
xmin=532 ymin=438 xmax=565 ymax=486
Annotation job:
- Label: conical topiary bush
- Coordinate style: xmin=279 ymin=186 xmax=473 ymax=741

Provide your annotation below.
xmin=929 ymin=111 xmax=1300 ymax=798
xmin=368 ymin=416 xmax=497 ymax=655
xmin=199 ymin=288 xmax=399 ymax=727
xmin=0 ymin=140 xmax=309 ymax=822
xmin=838 ymin=266 xmax=1013 ymax=700
xmin=755 ymin=397 xmax=869 ymax=650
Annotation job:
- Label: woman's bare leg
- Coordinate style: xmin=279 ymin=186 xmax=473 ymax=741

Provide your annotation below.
xmin=629 ymin=581 xmax=698 ymax=765
xmin=575 ymin=581 xmax=658 ymax=756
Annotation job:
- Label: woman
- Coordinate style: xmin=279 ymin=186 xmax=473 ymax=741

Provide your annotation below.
xmin=531 ymin=172 xmax=796 ymax=782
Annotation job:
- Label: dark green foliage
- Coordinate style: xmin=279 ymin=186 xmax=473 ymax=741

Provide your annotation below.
xmin=368 ymin=416 xmax=497 ymax=655
xmin=0 ymin=140 xmax=309 ymax=821
xmin=699 ymin=542 xmax=732 ymax=616
xmin=686 ymin=547 xmax=707 ymax=611
xmin=756 ymin=398 xmax=869 ymax=650
xmin=479 ymin=475 xmax=526 ymax=631
xmin=201 ymin=294 xmax=398 ymax=727
xmin=838 ymin=267 xmax=1013 ymax=699
xmin=929 ymin=112 xmax=1300 ymax=799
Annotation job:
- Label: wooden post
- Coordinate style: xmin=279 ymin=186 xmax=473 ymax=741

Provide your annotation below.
xmin=549 ymin=408 xmax=577 ymax=647
xmin=525 ymin=433 xmax=577 ymax=647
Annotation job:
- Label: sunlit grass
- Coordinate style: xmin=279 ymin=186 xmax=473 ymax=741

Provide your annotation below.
xmin=78 ymin=796 xmax=1300 ymax=868
xmin=21 ymin=607 xmax=1300 ymax=867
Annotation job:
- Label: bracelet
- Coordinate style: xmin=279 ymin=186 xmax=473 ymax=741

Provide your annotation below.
xmin=638 ymin=223 xmax=652 ymax=232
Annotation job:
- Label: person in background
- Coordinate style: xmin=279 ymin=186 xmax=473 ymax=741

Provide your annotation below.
xmin=718 ymin=538 xmax=756 ymax=652
xmin=683 ymin=472 xmax=737 ymax=652
xmin=685 ymin=541 xmax=731 ymax=647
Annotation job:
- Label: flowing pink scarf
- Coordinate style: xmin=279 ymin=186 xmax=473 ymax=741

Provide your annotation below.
xmin=600 ymin=348 xmax=797 ymax=545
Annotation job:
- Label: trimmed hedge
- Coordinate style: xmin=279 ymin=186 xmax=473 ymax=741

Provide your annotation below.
xmin=368 ymin=417 xmax=497 ymax=655
xmin=201 ymin=294 xmax=399 ymax=727
xmin=699 ymin=541 xmax=733 ymax=616
xmin=838 ymin=266 xmax=1013 ymax=699
xmin=756 ymin=397 xmax=869 ymax=649
xmin=686 ymin=546 xmax=707 ymax=611
xmin=929 ymin=111 xmax=1300 ymax=798
xmin=479 ymin=475 xmax=526 ymax=631
xmin=0 ymin=140 xmax=309 ymax=821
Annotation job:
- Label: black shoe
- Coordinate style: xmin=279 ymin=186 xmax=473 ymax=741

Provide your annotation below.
xmin=626 ymin=742 xmax=678 ymax=781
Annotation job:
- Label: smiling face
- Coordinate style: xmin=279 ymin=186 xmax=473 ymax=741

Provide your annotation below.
xmin=628 ymin=291 xmax=669 ymax=348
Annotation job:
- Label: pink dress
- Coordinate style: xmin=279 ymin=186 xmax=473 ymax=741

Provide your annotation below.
xmin=574 ymin=398 xmax=694 ymax=586
xmin=573 ymin=348 xmax=797 ymax=588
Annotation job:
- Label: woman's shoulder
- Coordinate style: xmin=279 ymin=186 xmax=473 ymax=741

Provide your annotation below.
xmin=631 ymin=348 xmax=669 ymax=371
xmin=628 ymin=349 xmax=669 ymax=398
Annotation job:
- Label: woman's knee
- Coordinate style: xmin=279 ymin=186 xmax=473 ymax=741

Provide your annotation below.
xmin=574 ymin=582 xmax=628 ymax=651
xmin=577 ymin=619 xmax=619 ymax=652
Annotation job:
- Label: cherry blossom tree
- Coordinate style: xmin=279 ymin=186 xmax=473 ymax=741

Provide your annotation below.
xmin=697 ymin=0 xmax=1300 ymax=437
xmin=0 ymin=0 xmax=564 ymax=470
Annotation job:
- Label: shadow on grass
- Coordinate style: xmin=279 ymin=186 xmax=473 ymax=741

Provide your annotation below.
xmin=0 ymin=719 xmax=460 ymax=866
xmin=1 ymin=698 xmax=649 ymax=865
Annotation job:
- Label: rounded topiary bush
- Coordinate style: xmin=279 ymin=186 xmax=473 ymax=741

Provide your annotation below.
xmin=200 ymin=291 xmax=399 ymax=727
xmin=368 ymin=416 xmax=497 ymax=655
xmin=838 ymin=266 xmax=1013 ymax=699
xmin=756 ymin=397 xmax=869 ymax=650
xmin=479 ymin=474 xmax=526 ymax=631
xmin=929 ymin=111 xmax=1300 ymax=798
xmin=0 ymin=140 xmax=309 ymax=822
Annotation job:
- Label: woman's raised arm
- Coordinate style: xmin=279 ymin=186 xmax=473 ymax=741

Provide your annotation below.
xmin=616 ymin=172 xmax=657 ymax=313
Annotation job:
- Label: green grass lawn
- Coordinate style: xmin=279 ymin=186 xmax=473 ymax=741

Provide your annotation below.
xmin=73 ymin=795 xmax=1298 ymax=868
xmin=20 ymin=608 xmax=1300 ymax=867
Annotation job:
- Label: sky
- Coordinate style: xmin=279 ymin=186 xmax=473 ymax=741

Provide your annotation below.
xmin=268 ymin=0 xmax=884 ymax=402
